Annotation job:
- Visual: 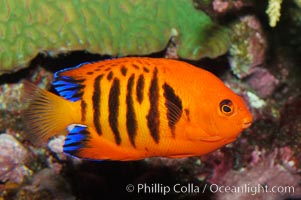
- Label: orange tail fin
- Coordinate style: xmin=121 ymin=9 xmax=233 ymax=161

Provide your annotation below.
xmin=23 ymin=81 xmax=77 ymax=145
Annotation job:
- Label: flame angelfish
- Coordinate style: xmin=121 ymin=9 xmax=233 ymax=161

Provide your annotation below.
xmin=24 ymin=57 xmax=252 ymax=161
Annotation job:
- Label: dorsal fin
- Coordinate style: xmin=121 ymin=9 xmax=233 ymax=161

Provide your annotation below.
xmin=53 ymin=76 xmax=85 ymax=102
xmin=53 ymin=64 xmax=88 ymax=102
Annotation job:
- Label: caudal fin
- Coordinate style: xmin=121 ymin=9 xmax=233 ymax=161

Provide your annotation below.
xmin=23 ymin=81 xmax=76 ymax=145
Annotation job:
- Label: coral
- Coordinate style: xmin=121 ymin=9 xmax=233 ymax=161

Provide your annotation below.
xmin=200 ymin=149 xmax=234 ymax=184
xmin=228 ymin=15 xmax=267 ymax=78
xmin=0 ymin=66 xmax=54 ymax=132
xmin=279 ymin=96 xmax=301 ymax=167
xmin=266 ymin=0 xmax=283 ymax=27
xmin=47 ymin=136 xmax=67 ymax=161
xmin=0 ymin=83 xmax=25 ymax=130
xmin=0 ymin=0 xmax=231 ymax=75
xmin=246 ymin=68 xmax=279 ymax=98
xmin=215 ymin=147 xmax=301 ymax=200
xmin=194 ymin=0 xmax=253 ymax=16
xmin=0 ymin=83 xmax=24 ymax=112
xmin=15 ymin=168 xmax=75 ymax=200
xmin=212 ymin=0 xmax=245 ymax=13
xmin=0 ymin=73 xmax=52 ymax=131
xmin=0 ymin=134 xmax=31 ymax=184
xmin=246 ymin=91 xmax=266 ymax=109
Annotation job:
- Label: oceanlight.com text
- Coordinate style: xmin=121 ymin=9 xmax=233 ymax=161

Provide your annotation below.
xmin=125 ymin=183 xmax=295 ymax=196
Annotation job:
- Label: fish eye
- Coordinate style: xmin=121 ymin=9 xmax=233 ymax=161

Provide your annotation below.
xmin=219 ymin=99 xmax=234 ymax=116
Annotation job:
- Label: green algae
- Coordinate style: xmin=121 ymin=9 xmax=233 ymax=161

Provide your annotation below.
xmin=0 ymin=0 xmax=230 ymax=75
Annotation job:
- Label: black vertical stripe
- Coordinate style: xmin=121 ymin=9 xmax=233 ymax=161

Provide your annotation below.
xmin=81 ymin=100 xmax=87 ymax=122
xmin=53 ymin=77 xmax=85 ymax=101
xmin=146 ymin=68 xmax=160 ymax=143
xmin=92 ymin=75 xmax=103 ymax=135
xmin=162 ymin=83 xmax=183 ymax=136
xmin=121 ymin=66 xmax=127 ymax=76
xmin=136 ymin=74 xmax=145 ymax=104
xmin=107 ymin=71 xmax=113 ymax=81
xmin=109 ymin=78 xmax=121 ymax=145
xmin=126 ymin=74 xmax=137 ymax=147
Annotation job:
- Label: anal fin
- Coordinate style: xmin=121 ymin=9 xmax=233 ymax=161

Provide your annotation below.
xmin=63 ymin=124 xmax=89 ymax=155
xmin=63 ymin=125 xmax=144 ymax=161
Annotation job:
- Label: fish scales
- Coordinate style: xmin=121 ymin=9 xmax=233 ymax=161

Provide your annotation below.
xmin=80 ymin=100 xmax=87 ymax=122
xmin=75 ymin=60 xmax=173 ymax=149
xmin=126 ymin=74 xmax=138 ymax=147
xmin=24 ymin=57 xmax=253 ymax=161
xmin=146 ymin=67 xmax=160 ymax=143
xmin=136 ymin=74 xmax=145 ymax=104
xmin=92 ymin=75 xmax=103 ymax=135
xmin=108 ymin=78 xmax=121 ymax=145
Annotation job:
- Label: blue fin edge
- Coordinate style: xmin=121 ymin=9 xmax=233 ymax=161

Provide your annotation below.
xmin=53 ymin=62 xmax=91 ymax=102
xmin=54 ymin=62 xmax=91 ymax=79
xmin=63 ymin=124 xmax=89 ymax=153
xmin=52 ymin=76 xmax=85 ymax=102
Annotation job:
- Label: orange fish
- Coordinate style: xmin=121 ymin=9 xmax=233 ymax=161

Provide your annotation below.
xmin=24 ymin=57 xmax=252 ymax=161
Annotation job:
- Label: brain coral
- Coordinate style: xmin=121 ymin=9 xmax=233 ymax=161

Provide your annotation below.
xmin=0 ymin=0 xmax=230 ymax=75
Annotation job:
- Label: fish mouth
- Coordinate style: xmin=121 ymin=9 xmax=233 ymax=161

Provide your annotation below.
xmin=242 ymin=114 xmax=253 ymax=129
xmin=242 ymin=120 xmax=252 ymax=128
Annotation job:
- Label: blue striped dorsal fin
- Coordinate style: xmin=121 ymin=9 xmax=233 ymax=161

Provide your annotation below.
xmin=53 ymin=63 xmax=89 ymax=102
xmin=53 ymin=75 xmax=85 ymax=102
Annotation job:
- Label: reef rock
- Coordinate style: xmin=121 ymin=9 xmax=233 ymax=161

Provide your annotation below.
xmin=215 ymin=148 xmax=301 ymax=200
xmin=15 ymin=168 xmax=75 ymax=200
xmin=0 ymin=134 xmax=31 ymax=184
xmin=229 ymin=15 xmax=267 ymax=78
